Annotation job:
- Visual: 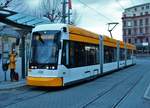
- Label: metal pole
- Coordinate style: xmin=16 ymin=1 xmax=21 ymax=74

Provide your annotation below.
xmin=68 ymin=8 xmax=70 ymax=24
xmin=21 ymin=35 xmax=25 ymax=78
xmin=99 ymin=35 xmax=103 ymax=74
xmin=62 ymin=0 xmax=66 ymax=23
xmin=117 ymin=41 xmax=120 ymax=69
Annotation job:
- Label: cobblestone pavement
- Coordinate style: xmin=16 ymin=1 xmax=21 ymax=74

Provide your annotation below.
xmin=0 ymin=58 xmax=150 ymax=108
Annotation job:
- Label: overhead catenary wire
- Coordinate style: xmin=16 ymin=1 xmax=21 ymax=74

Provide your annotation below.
xmin=115 ymin=0 xmax=125 ymax=10
xmin=77 ymin=0 xmax=114 ymax=22
xmin=130 ymin=0 xmax=135 ymax=5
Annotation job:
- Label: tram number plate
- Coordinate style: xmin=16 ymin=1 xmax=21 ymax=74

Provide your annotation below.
xmin=38 ymin=70 xmax=44 ymax=74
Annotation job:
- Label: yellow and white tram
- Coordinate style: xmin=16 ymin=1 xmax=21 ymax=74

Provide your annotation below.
xmin=27 ymin=24 xmax=136 ymax=87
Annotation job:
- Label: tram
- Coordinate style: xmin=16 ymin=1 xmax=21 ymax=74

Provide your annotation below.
xmin=27 ymin=24 xmax=136 ymax=87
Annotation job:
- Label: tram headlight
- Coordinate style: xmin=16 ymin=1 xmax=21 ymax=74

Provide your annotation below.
xmin=31 ymin=66 xmax=34 ymax=69
xmin=46 ymin=66 xmax=49 ymax=69
xmin=52 ymin=66 xmax=55 ymax=70
xmin=34 ymin=66 xmax=37 ymax=69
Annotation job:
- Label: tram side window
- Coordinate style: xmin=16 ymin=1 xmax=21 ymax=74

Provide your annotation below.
xmin=104 ymin=46 xmax=117 ymax=63
xmin=120 ymin=48 xmax=125 ymax=60
xmin=69 ymin=41 xmax=99 ymax=68
xmin=127 ymin=49 xmax=132 ymax=59
xmin=61 ymin=41 xmax=67 ymax=66
xmin=95 ymin=46 xmax=99 ymax=64
xmin=69 ymin=42 xmax=76 ymax=67
xmin=133 ymin=50 xmax=136 ymax=56
xmin=69 ymin=42 xmax=85 ymax=67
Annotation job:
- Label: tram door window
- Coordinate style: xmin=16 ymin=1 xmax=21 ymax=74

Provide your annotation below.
xmin=127 ymin=49 xmax=132 ymax=59
xmin=119 ymin=48 xmax=125 ymax=60
xmin=62 ymin=41 xmax=67 ymax=66
xmin=104 ymin=46 xmax=117 ymax=63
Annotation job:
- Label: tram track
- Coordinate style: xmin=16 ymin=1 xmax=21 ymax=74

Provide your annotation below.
xmin=112 ymin=74 xmax=144 ymax=108
xmin=81 ymin=65 xmax=145 ymax=108
xmin=2 ymin=87 xmax=54 ymax=108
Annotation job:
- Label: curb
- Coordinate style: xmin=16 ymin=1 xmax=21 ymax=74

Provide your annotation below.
xmin=0 ymin=80 xmax=26 ymax=90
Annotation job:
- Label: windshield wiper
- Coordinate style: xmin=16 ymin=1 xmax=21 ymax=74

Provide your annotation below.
xmin=38 ymin=35 xmax=44 ymax=44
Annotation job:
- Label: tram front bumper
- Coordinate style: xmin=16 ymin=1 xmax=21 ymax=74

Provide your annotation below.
xmin=27 ymin=77 xmax=63 ymax=87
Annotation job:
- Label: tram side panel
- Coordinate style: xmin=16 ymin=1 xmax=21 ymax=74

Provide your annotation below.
xmin=61 ymin=40 xmax=101 ymax=85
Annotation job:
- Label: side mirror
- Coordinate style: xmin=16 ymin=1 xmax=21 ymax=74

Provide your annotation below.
xmin=63 ymin=27 xmax=67 ymax=32
xmin=16 ymin=38 xmax=20 ymax=46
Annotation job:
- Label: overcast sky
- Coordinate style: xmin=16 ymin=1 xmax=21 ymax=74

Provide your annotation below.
xmin=72 ymin=0 xmax=150 ymax=40
xmin=1 ymin=0 xmax=150 ymax=40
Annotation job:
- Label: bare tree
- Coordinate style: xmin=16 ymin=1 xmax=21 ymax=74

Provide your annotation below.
xmin=0 ymin=0 xmax=13 ymax=9
xmin=70 ymin=9 xmax=81 ymax=25
xmin=0 ymin=0 xmax=80 ymax=25
xmin=41 ymin=0 xmax=80 ymax=25
xmin=41 ymin=0 xmax=62 ymax=23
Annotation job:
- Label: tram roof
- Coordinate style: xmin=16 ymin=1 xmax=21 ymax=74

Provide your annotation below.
xmin=69 ymin=25 xmax=136 ymax=49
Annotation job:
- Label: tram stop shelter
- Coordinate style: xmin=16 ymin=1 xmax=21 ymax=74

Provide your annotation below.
xmin=0 ymin=8 xmax=50 ymax=81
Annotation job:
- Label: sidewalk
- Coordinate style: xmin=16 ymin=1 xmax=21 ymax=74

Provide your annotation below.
xmin=0 ymin=79 xmax=26 ymax=90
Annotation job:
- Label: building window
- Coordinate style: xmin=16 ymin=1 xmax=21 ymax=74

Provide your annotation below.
xmin=140 ymin=28 xmax=143 ymax=34
xmin=134 ymin=28 xmax=137 ymax=35
xmin=146 ymin=5 xmax=149 ymax=9
xmin=140 ymin=38 xmax=143 ymax=43
xmin=134 ymin=8 xmax=137 ymax=11
xmin=127 ymin=21 xmax=132 ymax=27
xmin=123 ymin=14 xmax=126 ymax=17
xmin=145 ymin=27 xmax=149 ymax=33
xmin=142 ymin=7 xmax=144 ymax=10
xmin=133 ymin=14 xmax=136 ymax=17
xmin=128 ymin=38 xmax=131 ymax=43
xmin=123 ymin=21 xmax=126 ymax=27
xmin=134 ymin=20 xmax=137 ymax=26
xmin=139 ymin=19 xmax=143 ymax=26
xmin=145 ymin=12 xmax=148 ymax=15
xmin=123 ymin=29 xmax=126 ymax=35
xmin=128 ymin=29 xmax=131 ymax=35
xmin=135 ymin=38 xmax=137 ymax=43
xmin=146 ymin=37 xmax=149 ymax=42
xmin=145 ymin=18 xmax=149 ymax=25
xmin=140 ymin=12 xmax=143 ymax=16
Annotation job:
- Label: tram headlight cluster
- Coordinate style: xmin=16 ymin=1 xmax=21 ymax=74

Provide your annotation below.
xmin=31 ymin=66 xmax=37 ymax=69
xmin=45 ymin=66 xmax=56 ymax=70
xmin=30 ymin=65 xmax=56 ymax=70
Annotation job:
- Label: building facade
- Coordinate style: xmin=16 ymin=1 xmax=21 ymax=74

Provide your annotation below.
xmin=122 ymin=3 xmax=150 ymax=55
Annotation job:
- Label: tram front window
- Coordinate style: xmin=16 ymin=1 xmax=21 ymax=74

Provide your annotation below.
xmin=30 ymin=30 xmax=60 ymax=69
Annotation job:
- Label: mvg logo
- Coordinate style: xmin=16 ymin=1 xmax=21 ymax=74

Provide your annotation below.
xmin=38 ymin=70 xmax=44 ymax=74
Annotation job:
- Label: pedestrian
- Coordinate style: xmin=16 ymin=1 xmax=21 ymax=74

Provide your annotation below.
xmin=9 ymin=49 xmax=17 ymax=82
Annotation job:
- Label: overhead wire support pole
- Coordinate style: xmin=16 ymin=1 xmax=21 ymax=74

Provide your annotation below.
xmin=68 ymin=0 xmax=72 ymax=24
xmin=108 ymin=22 xmax=119 ymax=38
xmin=62 ymin=0 xmax=67 ymax=23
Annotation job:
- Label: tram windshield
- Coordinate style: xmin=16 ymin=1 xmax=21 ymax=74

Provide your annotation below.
xmin=30 ymin=30 xmax=60 ymax=67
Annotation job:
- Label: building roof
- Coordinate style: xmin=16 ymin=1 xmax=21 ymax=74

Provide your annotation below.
xmin=125 ymin=3 xmax=150 ymax=10
xmin=0 ymin=9 xmax=50 ymax=31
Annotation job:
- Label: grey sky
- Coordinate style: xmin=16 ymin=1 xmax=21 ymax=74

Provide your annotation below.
xmin=1 ymin=0 xmax=150 ymax=40
xmin=72 ymin=0 xmax=150 ymax=40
